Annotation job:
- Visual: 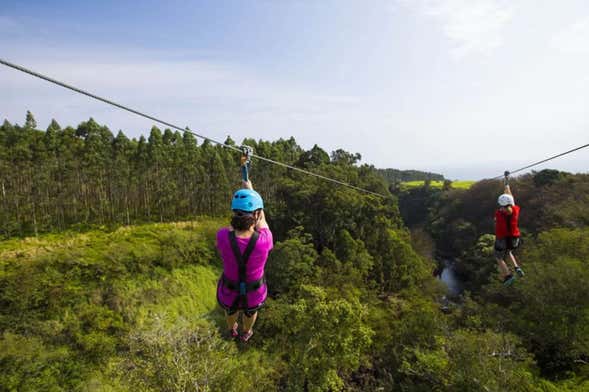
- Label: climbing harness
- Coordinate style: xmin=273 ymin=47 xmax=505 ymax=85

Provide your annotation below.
xmin=222 ymin=230 xmax=264 ymax=312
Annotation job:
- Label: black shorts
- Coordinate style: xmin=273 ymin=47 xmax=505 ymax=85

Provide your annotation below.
xmin=494 ymin=237 xmax=520 ymax=259
xmin=219 ymin=299 xmax=265 ymax=317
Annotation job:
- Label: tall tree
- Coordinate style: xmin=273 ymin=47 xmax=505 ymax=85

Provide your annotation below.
xmin=24 ymin=110 xmax=37 ymax=130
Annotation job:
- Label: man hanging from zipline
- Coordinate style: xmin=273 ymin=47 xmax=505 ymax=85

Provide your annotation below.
xmin=216 ymin=146 xmax=273 ymax=342
xmin=494 ymin=171 xmax=524 ymax=286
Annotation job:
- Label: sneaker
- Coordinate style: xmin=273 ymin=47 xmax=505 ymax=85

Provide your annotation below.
xmin=515 ymin=267 xmax=525 ymax=277
xmin=240 ymin=329 xmax=254 ymax=342
xmin=503 ymin=274 xmax=516 ymax=286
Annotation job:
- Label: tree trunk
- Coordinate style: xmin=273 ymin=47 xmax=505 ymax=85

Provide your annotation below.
xmin=32 ymin=201 xmax=38 ymax=237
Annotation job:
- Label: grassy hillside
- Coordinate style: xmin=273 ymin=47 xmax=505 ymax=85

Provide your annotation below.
xmin=0 ymin=218 xmax=281 ymax=391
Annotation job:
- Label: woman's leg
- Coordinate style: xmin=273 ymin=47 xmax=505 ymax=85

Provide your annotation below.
xmin=242 ymin=311 xmax=258 ymax=333
xmin=226 ymin=310 xmax=240 ymax=330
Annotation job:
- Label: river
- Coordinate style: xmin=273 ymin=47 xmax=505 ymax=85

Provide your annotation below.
xmin=439 ymin=259 xmax=463 ymax=296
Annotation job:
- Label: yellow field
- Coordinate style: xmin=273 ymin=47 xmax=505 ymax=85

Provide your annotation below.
xmin=401 ymin=180 xmax=475 ymax=190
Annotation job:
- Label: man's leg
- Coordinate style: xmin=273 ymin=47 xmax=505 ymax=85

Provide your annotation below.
xmin=510 ymin=251 xmax=525 ymax=276
xmin=495 ymin=238 xmax=513 ymax=283
xmin=509 ymin=252 xmax=519 ymax=268
xmin=497 ymin=258 xmax=511 ymax=279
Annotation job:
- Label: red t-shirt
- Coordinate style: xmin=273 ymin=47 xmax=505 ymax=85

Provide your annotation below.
xmin=495 ymin=204 xmax=521 ymax=238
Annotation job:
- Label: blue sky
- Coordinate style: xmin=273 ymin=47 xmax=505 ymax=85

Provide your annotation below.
xmin=1 ymin=0 xmax=589 ymax=179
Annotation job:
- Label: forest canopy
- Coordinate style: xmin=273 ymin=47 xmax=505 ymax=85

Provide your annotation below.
xmin=1 ymin=113 xmax=588 ymax=391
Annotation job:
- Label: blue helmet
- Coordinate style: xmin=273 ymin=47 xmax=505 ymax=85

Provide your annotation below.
xmin=231 ymin=189 xmax=264 ymax=212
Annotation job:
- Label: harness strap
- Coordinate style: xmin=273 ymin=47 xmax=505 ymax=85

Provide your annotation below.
xmin=227 ymin=230 xmax=259 ymax=311
xmin=222 ymin=275 xmax=265 ymax=292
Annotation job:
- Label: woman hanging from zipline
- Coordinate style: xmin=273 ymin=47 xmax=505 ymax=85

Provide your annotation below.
xmin=494 ymin=171 xmax=524 ymax=286
xmin=216 ymin=148 xmax=273 ymax=342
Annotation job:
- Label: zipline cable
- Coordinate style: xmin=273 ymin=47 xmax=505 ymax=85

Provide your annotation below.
xmin=0 ymin=58 xmax=386 ymax=198
xmin=493 ymin=142 xmax=589 ymax=180
xmin=0 ymin=59 xmax=240 ymax=154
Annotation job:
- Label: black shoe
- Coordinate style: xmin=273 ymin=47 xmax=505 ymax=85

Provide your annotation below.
xmin=515 ymin=267 xmax=525 ymax=277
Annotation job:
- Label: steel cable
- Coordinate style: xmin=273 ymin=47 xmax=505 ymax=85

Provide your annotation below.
xmin=0 ymin=58 xmax=387 ymax=198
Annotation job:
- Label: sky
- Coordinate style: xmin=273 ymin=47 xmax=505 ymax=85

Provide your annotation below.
xmin=1 ymin=0 xmax=588 ymax=179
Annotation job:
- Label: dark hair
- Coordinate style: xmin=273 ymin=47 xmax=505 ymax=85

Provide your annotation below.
xmin=231 ymin=210 xmax=257 ymax=231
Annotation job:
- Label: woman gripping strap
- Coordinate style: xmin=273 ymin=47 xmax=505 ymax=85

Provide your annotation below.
xmin=216 ymin=179 xmax=273 ymax=342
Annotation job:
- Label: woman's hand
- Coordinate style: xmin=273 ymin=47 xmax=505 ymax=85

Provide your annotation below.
xmin=255 ymin=210 xmax=269 ymax=230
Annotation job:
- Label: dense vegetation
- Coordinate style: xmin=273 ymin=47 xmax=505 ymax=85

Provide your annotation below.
xmin=396 ymin=170 xmax=589 ymax=383
xmin=1 ymin=112 xmax=316 ymax=238
xmin=377 ymin=168 xmax=445 ymax=184
xmin=1 ymin=113 xmax=588 ymax=390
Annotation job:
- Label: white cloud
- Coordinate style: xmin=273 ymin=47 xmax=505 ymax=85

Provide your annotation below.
xmin=404 ymin=0 xmax=514 ymax=57
xmin=0 ymin=48 xmax=373 ymax=155
xmin=551 ymin=16 xmax=589 ymax=54
xmin=0 ymin=48 xmax=362 ymax=106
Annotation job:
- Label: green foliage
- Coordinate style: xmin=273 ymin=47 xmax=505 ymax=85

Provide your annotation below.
xmin=123 ymin=320 xmax=253 ymax=391
xmin=377 ymin=168 xmax=445 ymax=183
xmin=453 ymin=233 xmax=497 ymax=292
xmin=0 ymin=116 xmax=392 ymax=239
xmin=326 ymin=229 xmax=374 ymax=289
xmin=538 ymin=377 xmax=589 ymax=392
xmin=272 ymin=160 xmax=395 ymax=249
xmin=331 ymin=149 xmax=361 ymax=166
xmin=370 ymin=229 xmax=430 ymax=293
xmin=419 ymin=173 xmax=589 ymax=259
xmin=261 ymin=285 xmax=373 ymax=391
xmin=500 ymin=228 xmax=589 ymax=375
xmin=2 ymin=113 xmax=588 ymax=390
xmin=443 ymin=330 xmax=538 ymax=391
xmin=396 ymin=171 xmax=589 ymax=385
xmin=296 ymin=144 xmax=330 ymax=168
xmin=0 ymin=220 xmax=223 ymax=390
xmin=265 ymin=232 xmax=318 ymax=295
xmin=0 ymin=332 xmax=77 ymax=391
xmin=363 ymin=293 xmax=548 ymax=391
xmin=533 ymin=169 xmax=568 ymax=187
xmin=1 ymin=210 xmax=586 ymax=390
xmin=361 ymin=295 xmax=445 ymax=389
xmin=25 ymin=110 xmax=37 ymax=129
xmin=110 ymin=315 xmax=280 ymax=392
